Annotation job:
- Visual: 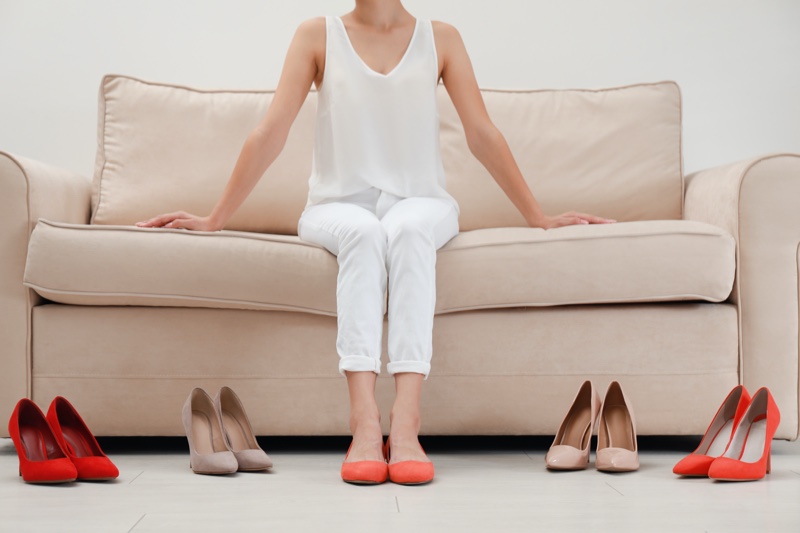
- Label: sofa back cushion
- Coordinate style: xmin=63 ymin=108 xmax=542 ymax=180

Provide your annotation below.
xmin=438 ymin=82 xmax=683 ymax=230
xmin=91 ymin=75 xmax=683 ymax=234
xmin=91 ymin=75 xmax=313 ymax=235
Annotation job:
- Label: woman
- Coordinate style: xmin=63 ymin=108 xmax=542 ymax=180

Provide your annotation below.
xmin=137 ymin=0 xmax=615 ymax=485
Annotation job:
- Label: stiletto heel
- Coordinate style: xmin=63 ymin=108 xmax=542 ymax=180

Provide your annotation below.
xmin=182 ymin=388 xmax=238 ymax=475
xmin=595 ymin=381 xmax=639 ymax=472
xmin=673 ymin=385 xmax=751 ymax=477
xmin=385 ymin=438 xmax=434 ymax=485
xmin=214 ymin=386 xmax=272 ymax=471
xmin=340 ymin=439 xmax=388 ymax=484
xmin=708 ymin=387 xmax=780 ymax=481
xmin=7 ymin=398 xmax=77 ymax=483
xmin=46 ymin=396 xmax=119 ymax=481
xmin=545 ymin=380 xmax=601 ymax=470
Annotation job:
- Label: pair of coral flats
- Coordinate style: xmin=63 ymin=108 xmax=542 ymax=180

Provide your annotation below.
xmin=8 ymin=396 xmax=119 ymax=484
xmin=545 ymin=380 xmax=639 ymax=472
xmin=341 ymin=438 xmax=434 ymax=485
xmin=673 ymin=385 xmax=780 ymax=481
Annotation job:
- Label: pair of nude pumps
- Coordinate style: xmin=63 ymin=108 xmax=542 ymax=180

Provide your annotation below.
xmin=182 ymin=387 xmax=272 ymax=475
xmin=545 ymin=380 xmax=639 ymax=472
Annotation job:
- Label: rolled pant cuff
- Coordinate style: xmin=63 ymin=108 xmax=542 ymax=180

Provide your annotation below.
xmin=339 ymin=356 xmax=381 ymax=376
xmin=386 ymin=361 xmax=431 ymax=380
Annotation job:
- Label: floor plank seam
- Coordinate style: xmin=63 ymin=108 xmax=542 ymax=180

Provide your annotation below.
xmin=127 ymin=513 xmax=146 ymax=532
xmin=605 ymin=481 xmax=624 ymax=496
xmin=128 ymin=471 xmax=144 ymax=484
xmin=395 ymin=496 xmax=400 ymax=513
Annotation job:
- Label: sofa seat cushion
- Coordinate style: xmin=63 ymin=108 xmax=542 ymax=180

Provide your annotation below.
xmin=23 ymin=219 xmax=735 ymax=314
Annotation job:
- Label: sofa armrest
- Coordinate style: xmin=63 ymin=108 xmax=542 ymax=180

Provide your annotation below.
xmin=684 ymin=152 xmax=800 ymax=439
xmin=0 ymin=151 xmax=90 ymax=436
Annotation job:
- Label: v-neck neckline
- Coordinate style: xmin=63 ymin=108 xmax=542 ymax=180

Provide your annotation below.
xmin=337 ymin=16 xmax=420 ymax=78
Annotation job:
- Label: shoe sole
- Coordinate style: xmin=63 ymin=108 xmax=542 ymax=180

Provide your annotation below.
xmin=23 ymin=478 xmax=77 ymax=484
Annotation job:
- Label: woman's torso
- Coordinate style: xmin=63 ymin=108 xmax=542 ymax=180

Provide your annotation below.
xmin=305 ymin=16 xmax=459 ymax=213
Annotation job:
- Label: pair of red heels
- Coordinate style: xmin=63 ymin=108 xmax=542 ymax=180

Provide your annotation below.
xmin=341 ymin=438 xmax=434 ymax=485
xmin=673 ymin=386 xmax=780 ymax=481
xmin=8 ymin=396 xmax=119 ymax=484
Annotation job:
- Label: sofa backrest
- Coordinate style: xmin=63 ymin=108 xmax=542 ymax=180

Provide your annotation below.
xmin=92 ymin=75 xmax=683 ymax=234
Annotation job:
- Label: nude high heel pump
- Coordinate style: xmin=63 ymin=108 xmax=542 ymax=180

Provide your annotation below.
xmin=182 ymin=388 xmax=238 ymax=475
xmin=595 ymin=381 xmax=639 ymax=472
xmin=8 ymin=398 xmax=78 ymax=484
xmin=673 ymin=385 xmax=751 ymax=477
xmin=214 ymin=386 xmax=272 ymax=471
xmin=707 ymin=387 xmax=780 ymax=481
xmin=545 ymin=380 xmax=601 ymax=470
xmin=46 ymin=396 xmax=119 ymax=481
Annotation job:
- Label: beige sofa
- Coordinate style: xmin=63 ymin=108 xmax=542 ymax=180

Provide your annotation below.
xmin=2 ymin=74 xmax=798 ymax=439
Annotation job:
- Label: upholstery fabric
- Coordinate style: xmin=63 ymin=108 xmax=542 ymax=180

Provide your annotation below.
xmin=91 ymin=75 xmax=682 ymax=234
xmin=24 ymin=219 xmax=734 ymax=313
xmin=31 ymin=303 xmax=738 ymax=436
xmin=438 ymin=82 xmax=683 ymax=230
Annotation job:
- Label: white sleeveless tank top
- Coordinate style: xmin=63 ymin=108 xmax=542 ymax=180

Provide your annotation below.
xmin=305 ymin=16 xmax=459 ymax=214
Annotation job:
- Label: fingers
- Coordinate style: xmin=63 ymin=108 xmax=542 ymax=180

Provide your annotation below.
xmin=165 ymin=218 xmax=193 ymax=230
xmin=573 ymin=212 xmax=617 ymax=224
xmin=135 ymin=212 xmax=189 ymax=228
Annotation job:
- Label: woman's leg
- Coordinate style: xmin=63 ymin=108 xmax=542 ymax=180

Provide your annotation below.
xmin=379 ymin=197 xmax=460 ymax=462
xmin=298 ymin=200 xmax=388 ymax=462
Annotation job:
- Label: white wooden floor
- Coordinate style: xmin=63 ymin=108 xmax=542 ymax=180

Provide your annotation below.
xmin=1 ymin=436 xmax=799 ymax=532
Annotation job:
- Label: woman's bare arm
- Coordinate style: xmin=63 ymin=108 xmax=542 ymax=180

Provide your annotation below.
xmin=137 ymin=18 xmax=325 ymax=230
xmin=434 ymin=22 xmax=615 ymax=229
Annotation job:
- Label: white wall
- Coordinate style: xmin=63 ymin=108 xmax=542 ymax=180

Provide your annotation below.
xmin=1 ymin=0 xmax=798 ymax=178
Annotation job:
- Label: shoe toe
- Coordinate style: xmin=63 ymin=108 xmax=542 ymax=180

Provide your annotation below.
xmin=234 ymin=449 xmax=273 ymax=471
xmin=596 ymin=448 xmax=639 ymax=472
xmin=71 ymin=456 xmax=119 ymax=480
xmin=707 ymin=456 xmax=765 ymax=481
xmin=673 ymin=453 xmax=714 ymax=476
xmin=192 ymin=451 xmax=239 ymax=475
xmin=341 ymin=460 xmax=389 ymax=484
xmin=23 ymin=458 xmax=77 ymax=483
xmin=545 ymin=445 xmax=588 ymax=470
xmin=388 ymin=460 xmax=434 ymax=485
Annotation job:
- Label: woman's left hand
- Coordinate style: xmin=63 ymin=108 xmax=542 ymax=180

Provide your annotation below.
xmin=534 ymin=212 xmax=616 ymax=229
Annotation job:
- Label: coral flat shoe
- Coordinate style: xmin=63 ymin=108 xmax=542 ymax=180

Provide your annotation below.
xmin=385 ymin=438 xmax=435 ymax=485
xmin=673 ymin=385 xmax=751 ymax=477
xmin=8 ymin=398 xmax=77 ymax=484
xmin=340 ymin=441 xmax=389 ymax=484
xmin=545 ymin=380 xmax=601 ymax=470
xmin=708 ymin=387 xmax=780 ymax=482
xmin=595 ymin=381 xmax=639 ymax=472
xmin=46 ymin=396 xmax=119 ymax=481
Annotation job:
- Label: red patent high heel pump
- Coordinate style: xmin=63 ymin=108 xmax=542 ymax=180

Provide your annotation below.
xmin=8 ymin=398 xmax=78 ymax=483
xmin=673 ymin=385 xmax=751 ymax=477
xmin=707 ymin=387 xmax=780 ymax=481
xmin=46 ymin=396 xmax=119 ymax=481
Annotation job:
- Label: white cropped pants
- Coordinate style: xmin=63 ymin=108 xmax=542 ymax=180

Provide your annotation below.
xmin=297 ymin=188 xmax=459 ymax=379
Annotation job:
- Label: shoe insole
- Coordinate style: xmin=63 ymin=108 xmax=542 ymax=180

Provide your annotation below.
xmin=603 ymin=405 xmax=635 ymax=451
xmin=738 ymin=418 xmax=767 ymax=463
xmin=61 ymin=426 xmax=95 ymax=458
xmin=703 ymin=419 xmax=735 ymax=457
xmin=20 ymin=427 xmax=49 ymax=461
xmin=191 ymin=410 xmax=216 ymax=454
xmin=559 ymin=407 xmax=592 ymax=450
xmin=221 ymin=410 xmax=251 ymax=452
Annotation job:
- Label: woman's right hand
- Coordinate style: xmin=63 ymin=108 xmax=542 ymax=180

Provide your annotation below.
xmin=135 ymin=211 xmax=222 ymax=231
